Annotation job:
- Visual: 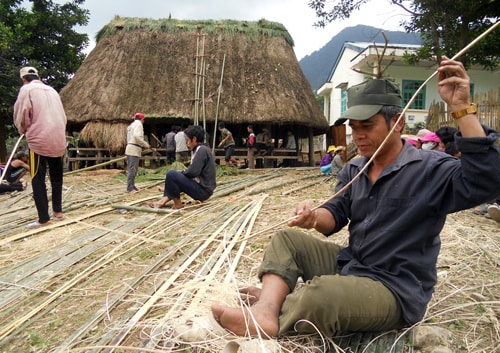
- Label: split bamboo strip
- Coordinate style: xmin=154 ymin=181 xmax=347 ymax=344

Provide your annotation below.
xmin=282 ymin=179 xmax=325 ymax=196
xmin=0 ymin=218 xmax=150 ymax=311
xmin=0 ymin=195 xmax=156 ymax=246
xmin=224 ymin=195 xmax=268 ymax=283
xmin=102 ymin=200 xmax=258 ymax=352
xmin=64 ymin=149 xmax=155 ymax=176
xmin=90 ymin=204 xmax=243 ymax=351
xmin=0 ymin=195 xmax=190 ymax=341
xmin=0 ymin=134 xmax=24 ymax=184
xmin=248 ymin=172 xmax=323 ymax=196
xmin=110 ymin=204 xmax=182 ymax=215
xmin=52 ymin=208 xmax=221 ymax=352
xmin=141 ymin=199 xmax=266 ymax=350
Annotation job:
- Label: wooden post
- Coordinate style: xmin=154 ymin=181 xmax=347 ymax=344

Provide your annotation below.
xmin=308 ymin=127 xmax=314 ymax=166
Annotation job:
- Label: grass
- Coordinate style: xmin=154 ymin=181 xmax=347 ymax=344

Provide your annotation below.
xmin=25 ymin=330 xmax=49 ymax=351
xmin=96 ymin=17 xmax=294 ymax=47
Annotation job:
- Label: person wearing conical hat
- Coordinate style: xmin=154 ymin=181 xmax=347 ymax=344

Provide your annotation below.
xmin=320 ymin=145 xmax=345 ymax=175
xmin=211 ymin=57 xmax=500 ymax=339
xmin=319 ymin=145 xmax=336 ymax=174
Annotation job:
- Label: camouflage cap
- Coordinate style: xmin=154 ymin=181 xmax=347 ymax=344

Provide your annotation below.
xmin=334 ymin=79 xmax=402 ymax=126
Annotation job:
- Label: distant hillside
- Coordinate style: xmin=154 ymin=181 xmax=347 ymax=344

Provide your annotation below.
xmin=299 ymin=25 xmax=422 ymax=92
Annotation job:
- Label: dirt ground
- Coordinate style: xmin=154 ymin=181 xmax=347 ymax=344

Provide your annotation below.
xmin=0 ymin=167 xmax=498 ymax=352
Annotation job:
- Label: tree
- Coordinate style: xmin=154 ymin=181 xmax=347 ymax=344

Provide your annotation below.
xmin=308 ymin=0 xmax=500 ymax=69
xmin=0 ymin=0 xmax=89 ymax=161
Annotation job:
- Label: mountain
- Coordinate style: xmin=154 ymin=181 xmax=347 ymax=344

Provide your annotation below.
xmin=299 ymin=25 xmax=422 ymax=92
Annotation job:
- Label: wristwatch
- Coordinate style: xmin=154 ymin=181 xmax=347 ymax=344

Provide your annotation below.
xmin=451 ymin=103 xmax=477 ymax=120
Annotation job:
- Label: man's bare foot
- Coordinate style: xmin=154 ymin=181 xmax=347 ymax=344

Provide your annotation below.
xmin=211 ymin=302 xmax=279 ymax=338
xmin=53 ymin=212 xmax=64 ymax=220
xmin=147 ymin=198 xmax=171 ymax=209
xmin=239 ymin=286 xmax=261 ymax=305
xmin=147 ymin=201 xmax=165 ymax=208
xmin=173 ymin=199 xmax=184 ymax=209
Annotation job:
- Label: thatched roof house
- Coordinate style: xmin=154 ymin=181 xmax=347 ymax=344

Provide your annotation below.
xmin=60 ymin=17 xmax=328 ymax=153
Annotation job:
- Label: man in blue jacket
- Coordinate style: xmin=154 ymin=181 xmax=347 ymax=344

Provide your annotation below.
xmin=149 ymin=125 xmax=216 ymax=210
xmin=211 ymin=57 xmax=500 ymax=337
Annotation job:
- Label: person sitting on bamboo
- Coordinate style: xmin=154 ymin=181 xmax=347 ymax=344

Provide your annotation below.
xmin=4 ymin=150 xmax=30 ymax=184
xmin=210 ymin=57 xmax=500 ymax=339
xmin=148 ymin=125 xmax=216 ymax=209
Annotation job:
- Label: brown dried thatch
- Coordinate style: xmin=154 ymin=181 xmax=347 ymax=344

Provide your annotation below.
xmin=60 ymin=17 xmax=328 ymax=151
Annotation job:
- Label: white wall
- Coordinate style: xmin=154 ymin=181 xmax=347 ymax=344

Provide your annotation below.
xmin=318 ymin=44 xmax=499 ymax=144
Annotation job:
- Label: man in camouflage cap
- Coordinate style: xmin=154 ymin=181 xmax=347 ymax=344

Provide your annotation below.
xmin=211 ymin=58 xmax=500 ymax=338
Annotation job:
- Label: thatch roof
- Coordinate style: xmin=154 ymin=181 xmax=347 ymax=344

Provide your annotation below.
xmin=60 ymin=17 xmax=328 ymax=150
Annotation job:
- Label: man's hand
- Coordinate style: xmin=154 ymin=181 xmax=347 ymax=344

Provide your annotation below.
xmin=437 ymin=55 xmax=485 ymax=137
xmin=287 ymin=201 xmax=317 ymax=229
xmin=437 ymin=56 xmax=471 ymax=112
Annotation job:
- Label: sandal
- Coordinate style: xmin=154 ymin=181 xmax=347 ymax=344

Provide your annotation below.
xmin=26 ymin=221 xmax=51 ymax=229
xmin=473 ymin=204 xmax=488 ymax=215
xmin=487 ymin=205 xmax=500 ymax=222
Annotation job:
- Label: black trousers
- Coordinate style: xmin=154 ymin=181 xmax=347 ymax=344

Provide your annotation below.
xmin=29 ymin=151 xmax=63 ymax=223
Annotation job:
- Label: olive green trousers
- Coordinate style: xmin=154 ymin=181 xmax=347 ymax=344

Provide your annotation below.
xmin=258 ymin=229 xmax=406 ymax=336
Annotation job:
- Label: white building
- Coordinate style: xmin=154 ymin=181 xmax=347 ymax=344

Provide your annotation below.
xmin=317 ymin=41 xmax=499 ymax=144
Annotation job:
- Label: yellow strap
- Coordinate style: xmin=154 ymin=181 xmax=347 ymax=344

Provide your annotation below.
xmin=29 ymin=150 xmax=40 ymax=179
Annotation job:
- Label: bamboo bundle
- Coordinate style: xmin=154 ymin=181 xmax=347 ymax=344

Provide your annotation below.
xmin=54 ymin=204 xmax=233 ymax=351
xmin=110 ymin=204 xmax=182 ymax=214
xmin=137 ymin=197 xmax=269 ymax=349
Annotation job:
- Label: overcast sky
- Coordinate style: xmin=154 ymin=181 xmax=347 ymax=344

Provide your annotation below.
xmin=69 ymin=0 xmax=409 ymax=60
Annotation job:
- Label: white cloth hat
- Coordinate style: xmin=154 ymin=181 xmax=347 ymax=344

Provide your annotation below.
xmin=20 ymin=66 xmax=39 ymax=78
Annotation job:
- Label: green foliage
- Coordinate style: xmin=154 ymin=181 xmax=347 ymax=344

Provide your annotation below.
xmin=308 ymin=0 xmax=499 ymax=70
xmin=23 ymin=0 xmax=90 ymax=90
xmin=402 ymin=0 xmax=499 ymax=69
xmin=414 ymin=121 xmax=426 ymax=129
xmin=216 ymin=165 xmax=239 ymax=177
xmin=0 ymin=0 xmax=90 ymax=161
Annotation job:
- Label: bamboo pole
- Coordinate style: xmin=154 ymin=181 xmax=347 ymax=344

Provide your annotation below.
xmin=282 ymin=179 xmax=324 ymax=195
xmin=151 ymin=133 xmax=163 ymax=147
xmin=110 ymin=204 xmax=181 ymax=214
xmin=194 ymin=30 xmax=200 ymax=125
xmin=0 ymin=195 xmax=187 ymax=341
xmin=64 ymin=149 xmax=154 ymax=176
xmin=0 ymin=134 xmax=24 ymax=184
xmin=212 ymin=54 xmax=226 ymax=151
xmin=103 ymin=202 xmax=255 ymax=352
xmin=0 ymin=195 xmax=156 ymax=246
xmin=142 ymin=201 xmax=260 ymax=350
xmin=200 ymin=33 xmax=207 ymax=132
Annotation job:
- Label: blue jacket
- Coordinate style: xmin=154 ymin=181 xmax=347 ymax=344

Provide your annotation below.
xmin=321 ymin=127 xmax=500 ymax=325
xmin=182 ymin=144 xmax=216 ymax=197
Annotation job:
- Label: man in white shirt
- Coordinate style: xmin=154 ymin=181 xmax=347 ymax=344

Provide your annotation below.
xmin=125 ymin=113 xmax=150 ymax=193
xmin=175 ymin=127 xmax=190 ymax=163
